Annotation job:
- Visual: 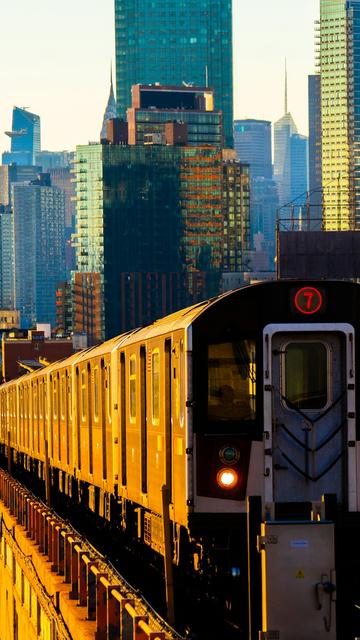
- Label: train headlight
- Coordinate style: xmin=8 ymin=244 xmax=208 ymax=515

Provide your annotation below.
xmin=217 ymin=468 xmax=239 ymax=490
xmin=219 ymin=445 xmax=240 ymax=465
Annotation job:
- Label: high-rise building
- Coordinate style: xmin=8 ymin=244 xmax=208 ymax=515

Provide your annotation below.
xmin=0 ymin=164 xmax=42 ymax=207
xmin=3 ymin=107 xmax=41 ymax=165
xmin=320 ymin=0 xmax=360 ymax=229
xmin=222 ymin=151 xmax=250 ymax=272
xmin=127 ymin=84 xmax=223 ymax=147
xmin=250 ymin=177 xmax=279 ymax=263
xmin=308 ymin=74 xmax=322 ymax=217
xmin=48 ymin=167 xmax=76 ymax=274
xmin=12 ymin=174 xmax=66 ymax=328
xmin=35 ymin=151 xmax=73 ymax=170
xmin=290 ymin=134 xmax=309 ymax=206
xmin=233 ymin=118 xmax=278 ymax=263
xmin=233 ymin=119 xmax=272 ymax=179
xmin=274 ymin=112 xmax=298 ymax=207
xmin=114 ymin=0 xmax=233 ymax=147
xmin=0 ymin=210 xmax=14 ymax=309
xmin=75 ymin=143 xmax=222 ymax=338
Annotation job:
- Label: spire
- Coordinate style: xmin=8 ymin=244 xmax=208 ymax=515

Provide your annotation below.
xmin=284 ymin=58 xmax=288 ymax=115
xmin=100 ymin=62 xmax=117 ymax=140
xmin=110 ymin=60 xmax=114 ymax=94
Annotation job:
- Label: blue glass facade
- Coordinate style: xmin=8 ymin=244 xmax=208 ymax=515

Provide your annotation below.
xmin=233 ymin=120 xmax=272 ymax=179
xmin=3 ymin=107 xmax=41 ymax=166
xmin=114 ymin=0 xmax=233 ymax=147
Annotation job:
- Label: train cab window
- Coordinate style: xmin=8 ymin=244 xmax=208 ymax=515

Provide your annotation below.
xmin=152 ymin=350 xmax=160 ymax=423
xmin=208 ymin=340 xmax=256 ymax=422
xmin=129 ymin=355 xmax=137 ymax=421
xmin=284 ymin=342 xmax=328 ymax=410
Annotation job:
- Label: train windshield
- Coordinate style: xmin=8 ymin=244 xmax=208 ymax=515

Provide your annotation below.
xmin=208 ymin=340 xmax=256 ymax=422
xmin=284 ymin=342 xmax=328 ymax=410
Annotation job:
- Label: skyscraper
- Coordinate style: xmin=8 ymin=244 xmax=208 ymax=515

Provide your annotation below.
xmin=13 ymin=174 xmax=66 ymax=328
xmin=308 ymin=74 xmax=322 ymax=220
xmin=290 ymin=134 xmax=309 ymax=206
xmin=274 ymin=113 xmax=298 ymax=207
xmin=320 ymin=0 xmax=360 ymax=229
xmin=75 ymin=143 xmax=222 ymax=338
xmin=3 ymin=107 xmax=41 ymax=166
xmin=233 ymin=120 xmax=272 ymax=179
xmin=114 ymin=0 xmax=233 ymax=147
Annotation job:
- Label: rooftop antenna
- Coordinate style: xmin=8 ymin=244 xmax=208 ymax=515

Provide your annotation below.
xmin=284 ymin=58 xmax=288 ymax=114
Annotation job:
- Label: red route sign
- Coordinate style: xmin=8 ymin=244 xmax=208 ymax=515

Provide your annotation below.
xmin=294 ymin=286 xmax=323 ymax=315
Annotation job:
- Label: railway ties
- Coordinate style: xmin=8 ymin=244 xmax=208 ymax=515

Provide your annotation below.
xmin=0 ymin=469 xmax=180 ymax=640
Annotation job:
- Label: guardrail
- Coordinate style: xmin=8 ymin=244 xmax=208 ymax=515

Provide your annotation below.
xmin=0 ymin=470 xmax=172 ymax=640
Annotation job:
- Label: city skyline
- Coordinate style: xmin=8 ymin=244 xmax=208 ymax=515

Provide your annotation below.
xmin=0 ymin=0 xmax=318 ymax=155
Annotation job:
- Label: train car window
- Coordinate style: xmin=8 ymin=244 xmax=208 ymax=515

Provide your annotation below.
xmin=129 ymin=355 xmax=137 ymax=422
xmin=53 ymin=376 xmax=58 ymax=420
xmin=101 ymin=360 xmax=107 ymax=480
xmin=67 ymin=372 xmax=72 ymax=421
xmin=93 ymin=366 xmax=99 ymax=421
xmin=284 ymin=342 xmax=328 ymax=410
xmin=208 ymin=340 xmax=256 ymax=422
xmin=120 ymin=353 xmax=126 ymax=486
xmin=88 ymin=362 xmax=93 ymax=475
xmin=179 ymin=339 xmax=185 ymax=427
xmin=39 ymin=381 xmax=43 ymax=419
xmin=60 ymin=374 xmax=66 ymax=420
xmin=81 ymin=370 xmax=86 ymax=421
xmin=33 ymin=382 xmax=37 ymax=419
xmin=106 ymin=364 xmax=112 ymax=424
xmin=76 ymin=367 xmax=81 ymax=470
xmin=152 ymin=349 xmax=160 ymax=424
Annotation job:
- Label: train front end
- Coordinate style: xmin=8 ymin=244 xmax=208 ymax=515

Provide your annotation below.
xmin=186 ymin=280 xmax=360 ymax=639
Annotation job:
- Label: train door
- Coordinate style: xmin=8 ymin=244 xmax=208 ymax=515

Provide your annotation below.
xmin=263 ymin=324 xmax=356 ymax=510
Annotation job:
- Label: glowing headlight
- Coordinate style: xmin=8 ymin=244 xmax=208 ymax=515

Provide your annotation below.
xmin=217 ymin=468 xmax=239 ymax=490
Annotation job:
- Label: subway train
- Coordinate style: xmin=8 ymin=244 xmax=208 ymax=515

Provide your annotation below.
xmin=0 ymin=279 xmax=360 ymax=639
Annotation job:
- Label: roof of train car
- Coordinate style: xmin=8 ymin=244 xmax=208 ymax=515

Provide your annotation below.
xmin=5 ymin=279 xmax=356 ymax=385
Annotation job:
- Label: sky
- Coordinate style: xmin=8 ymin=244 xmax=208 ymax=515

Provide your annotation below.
xmin=0 ymin=0 xmax=319 ymax=155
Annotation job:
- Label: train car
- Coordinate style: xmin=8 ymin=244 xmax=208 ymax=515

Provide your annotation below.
xmin=1 ymin=279 xmax=360 ymax=639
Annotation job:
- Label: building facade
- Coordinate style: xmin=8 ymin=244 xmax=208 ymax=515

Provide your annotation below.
xmin=273 ymin=112 xmax=298 ymax=207
xmin=114 ymin=0 xmax=233 ymax=147
xmin=222 ymin=152 xmax=250 ymax=272
xmin=0 ymin=165 xmax=42 ymax=207
xmin=308 ymin=74 xmax=322 ymax=218
xmin=12 ymin=175 xmax=66 ymax=328
xmin=290 ymin=133 xmax=309 ymax=206
xmin=127 ymin=85 xmax=223 ymax=147
xmin=75 ymin=143 xmax=222 ymax=338
xmin=233 ymin=119 xmax=272 ymax=179
xmin=320 ymin=0 xmax=360 ymax=229
xmin=3 ymin=107 xmax=41 ymax=166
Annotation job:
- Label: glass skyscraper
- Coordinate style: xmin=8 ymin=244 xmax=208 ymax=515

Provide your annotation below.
xmin=320 ymin=0 xmax=360 ymax=229
xmin=233 ymin=119 xmax=272 ymax=179
xmin=114 ymin=0 xmax=233 ymax=147
xmin=12 ymin=175 xmax=66 ymax=328
xmin=75 ymin=143 xmax=223 ymax=338
xmin=3 ymin=107 xmax=41 ymax=166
